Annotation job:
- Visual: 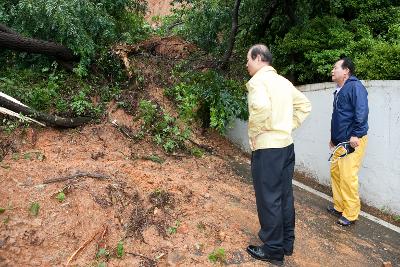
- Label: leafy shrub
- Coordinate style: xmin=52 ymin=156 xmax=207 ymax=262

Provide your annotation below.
xmin=0 ymin=67 xmax=109 ymax=117
xmin=137 ymin=100 xmax=190 ymax=153
xmin=355 ymin=41 xmax=400 ymax=80
xmin=273 ymin=13 xmax=400 ymax=83
xmin=165 ymin=70 xmax=248 ymax=133
xmin=96 ymin=248 xmax=110 ymax=260
xmin=273 ymin=16 xmax=354 ymax=83
xmin=167 ymin=220 xmax=180 ymax=235
xmin=70 ymin=87 xmax=98 ymax=116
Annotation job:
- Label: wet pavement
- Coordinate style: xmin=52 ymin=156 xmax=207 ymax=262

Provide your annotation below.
xmin=292 ymin=186 xmax=399 ymax=266
xmin=230 ymin=159 xmax=400 ymax=266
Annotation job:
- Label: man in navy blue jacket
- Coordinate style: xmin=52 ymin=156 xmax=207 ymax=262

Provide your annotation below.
xmin=327 ymin=57 xmax=369 ymax=226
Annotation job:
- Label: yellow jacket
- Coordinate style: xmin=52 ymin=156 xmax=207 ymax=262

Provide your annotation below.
xmin=246 ymin=66 xmax=311 ymax=151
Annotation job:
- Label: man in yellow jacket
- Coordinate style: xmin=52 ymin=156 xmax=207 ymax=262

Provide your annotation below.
xmin=245 ymin=44 xmax=311 ymax=265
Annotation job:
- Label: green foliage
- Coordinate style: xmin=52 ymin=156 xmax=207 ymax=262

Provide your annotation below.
xmin=19 ymin=151 xmax=45 ymax=161
xmin=208 ymin=248 xmax=226 ymax=264
xmin=165 ymin=0 xmax=231 ymax=54
xmin=3 ymin=216 xmax=10 ymax=225
xmin=0 ymin=10 xmax=132 ymax=101
xmin=0 ymin=66 xmax=118 ymax=117
xmin=196 ymin=221 xmax=206 ymax=231
xmin=71 ymin=89 xmax=97 ymax=116
xmin=1 ymin=0 xmax=149 ymax=73
xmin=56 ymin=192 xmax=66 ymax=203
xmin=137 ymin=100 xmax=190 ymax=153
xmin=116 ymin=241 xmax=124 ymax=258
xmin=394 ymin=215 xmax=400 ymax=222
xmin=0 ymin=3 xmax=8 ymax=23
xmin=166 ymin=0 xmax=400 ymax=84
xmin=355 ymin=41 xmax=400 ymax=80
xmin=29 ymin=202 xmax=40 ymax=216
xmin=0 ymin=208 xmax=5 ymax=214
xmin=167 ymin=220 xmax=180 ymax=235
xmin=0 ymin=118 xmax=27 ymax=134
xmin=274 ymin=16 xmax=353 ymax=83
xmin=165 ymin=70 xmax=247 ymax=133
xmin=191 ymin=147 xmax=204 ymax=158
xmin=96 ymin=248 xmax=110 ymax=259
xmin=274 ymin=9 xmax=400 ymax=83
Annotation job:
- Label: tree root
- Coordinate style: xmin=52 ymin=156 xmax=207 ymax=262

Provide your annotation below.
xmin=43 ymin=171 xmax=110 ymax=184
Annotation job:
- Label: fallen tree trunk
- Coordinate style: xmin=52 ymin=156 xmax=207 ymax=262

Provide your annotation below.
xmin=0 ymin=94 xmax=90 ymax=128
xmin=0 ymin=24 xmax=79 ymax=63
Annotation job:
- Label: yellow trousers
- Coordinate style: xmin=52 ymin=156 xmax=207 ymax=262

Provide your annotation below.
xmin=330 ymin=136 xmax=368 ymax=221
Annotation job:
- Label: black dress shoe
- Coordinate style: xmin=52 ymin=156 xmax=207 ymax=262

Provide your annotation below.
xmin=327 ymin=206 xmax=342 ymax=218
xmin=246 ymin=245 xmax=284 ymax=266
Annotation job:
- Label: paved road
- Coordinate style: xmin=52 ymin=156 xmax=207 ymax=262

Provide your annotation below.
xmin=230 ymin=160 xmax=400 ymax=266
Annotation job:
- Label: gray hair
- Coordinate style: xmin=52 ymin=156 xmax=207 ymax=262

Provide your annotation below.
xmin=249 ymin=44 xmax=272 ymax=64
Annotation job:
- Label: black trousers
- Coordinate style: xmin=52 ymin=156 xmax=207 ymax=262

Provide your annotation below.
xmin=251 ymin=144 xmax=295 ymax=257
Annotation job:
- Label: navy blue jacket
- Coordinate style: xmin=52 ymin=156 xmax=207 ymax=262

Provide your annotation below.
xmin=331 ymin=76 xmax=369 ymax=146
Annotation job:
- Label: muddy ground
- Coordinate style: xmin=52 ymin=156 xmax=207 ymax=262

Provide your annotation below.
xmin=1 ymin=102 xmax=399 ymax=266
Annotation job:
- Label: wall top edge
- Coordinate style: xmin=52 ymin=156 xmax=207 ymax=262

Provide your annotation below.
xmin=296 ymin=80 xmax=400 ymax=92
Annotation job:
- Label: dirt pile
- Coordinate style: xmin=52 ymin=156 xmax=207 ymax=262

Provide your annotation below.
xmin=0 ymin=114 xmax=261 ymax=266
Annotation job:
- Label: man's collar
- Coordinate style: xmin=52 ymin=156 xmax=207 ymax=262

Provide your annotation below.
xmin=253 ymin=65 xmax=276 ymax=77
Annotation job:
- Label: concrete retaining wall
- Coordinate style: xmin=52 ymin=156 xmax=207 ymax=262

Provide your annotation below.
xmin=226 ymin=80 xmax=400 ymax=214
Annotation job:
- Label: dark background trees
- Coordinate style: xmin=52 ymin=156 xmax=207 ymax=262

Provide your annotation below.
xmin=166 ymin=0 xmax=400 ymax=84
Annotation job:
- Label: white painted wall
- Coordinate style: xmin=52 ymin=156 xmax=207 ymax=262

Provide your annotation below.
xmin=226 ymin=80 xmax=400 ymax=214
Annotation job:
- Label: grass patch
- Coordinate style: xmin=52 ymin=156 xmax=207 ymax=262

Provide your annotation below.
xmin=116 ymin=241 xmax=124 ymax=258
xmin=191 ymin=147 xmax=204 ymax=158
xmin=208 ymin=247 xmax=226 ymax=264
xmin=167 ymin=220 xmax=180 ymax=235
xmin=29 ymin=202 xmax=40 ymax=216
xmin=56 ymin=192 xmax=66 ymax=203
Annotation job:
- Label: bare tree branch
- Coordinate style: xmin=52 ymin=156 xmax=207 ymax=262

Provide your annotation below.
xmin=43 ymin=171 xmax=110 ymax=184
